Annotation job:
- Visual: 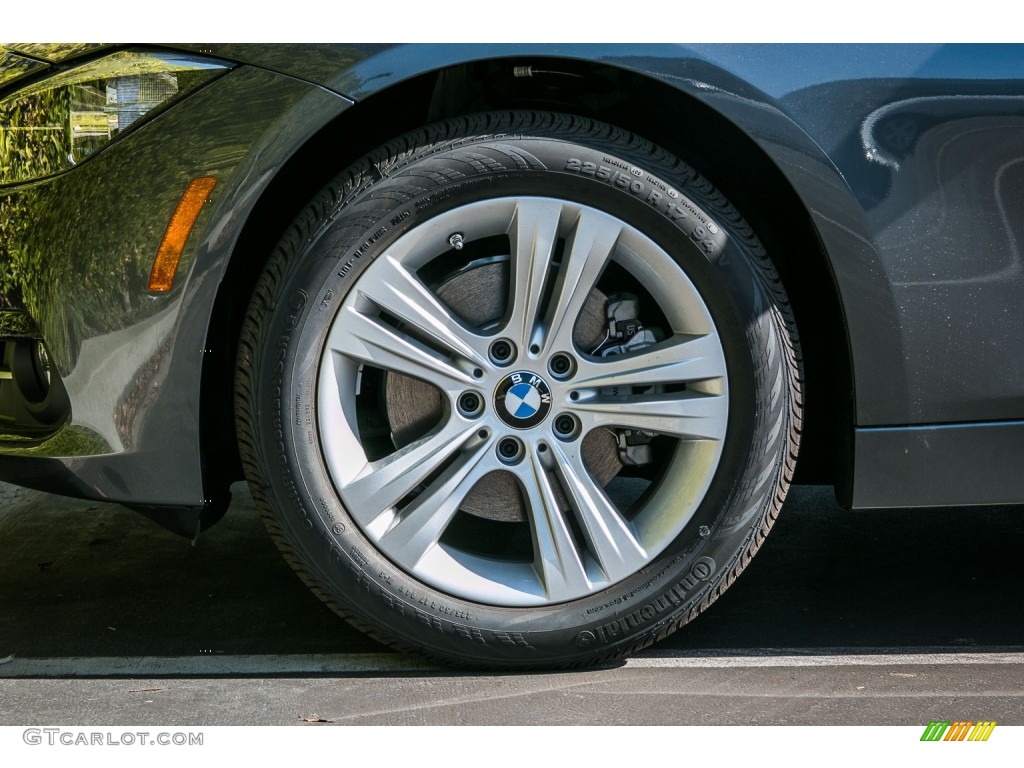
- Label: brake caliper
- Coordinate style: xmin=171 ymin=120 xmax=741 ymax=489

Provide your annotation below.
xmin=594 ymin=293 xmax=663 ymax=467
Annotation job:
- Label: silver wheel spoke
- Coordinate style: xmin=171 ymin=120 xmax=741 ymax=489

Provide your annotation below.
xmin=505 ymin=200 xmax=562 ymax=352
xmin=356 ymin=254 xmax=488 ymax=368
xmin=327 ymin=305 xmax=477 ymax=392
xmin=519 ymin=452 xmax=592 ymax=600
xmin=542 ymin=210 xmax=621 ymax=355
xmin=343 ymin=422 xmax=480 ymax=526
xmin=574 ymin=391 xmax=728 ymax=441
xmin=573 ymin=333 xmax=727 ymax=390
xmin=550 ymin=443 xmax=647 ymax=583
xmin=379 ymin=440 xmax=496 ymax=569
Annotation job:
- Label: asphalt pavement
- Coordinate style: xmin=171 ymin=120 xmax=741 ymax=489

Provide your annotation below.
xmin=1 ymin=481 xmax=1023 ymax=725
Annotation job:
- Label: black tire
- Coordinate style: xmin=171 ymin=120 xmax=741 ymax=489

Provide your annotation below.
xmin=236 ymin=111 xmax=802 ymax=668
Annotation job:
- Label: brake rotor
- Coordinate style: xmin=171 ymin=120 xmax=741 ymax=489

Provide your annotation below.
xmin=384 ymin=258 xmax=622 ymax=522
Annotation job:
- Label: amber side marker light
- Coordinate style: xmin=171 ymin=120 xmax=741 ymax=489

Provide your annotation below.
xmin=148 ymin=176 xmax=218 ymax=293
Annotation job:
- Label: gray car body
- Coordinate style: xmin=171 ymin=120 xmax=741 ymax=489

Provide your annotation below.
xmin=1 ymin=43 xmax=1022 ymax=527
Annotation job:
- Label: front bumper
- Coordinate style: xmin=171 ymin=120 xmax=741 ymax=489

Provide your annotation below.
xmin=0 ymin=59 xmax=350 ymax=506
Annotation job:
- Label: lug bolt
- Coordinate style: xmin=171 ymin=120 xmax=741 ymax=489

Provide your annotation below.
xmin=497 ymin=437 xmax=525 ymax=464
xmin=548 ymin=352 xmax=575 ymax=379
xmin=489 ymin=338 xmax=515 ymax=366
xmin=553 ymin=413 xmax=581 ymax=441
xmin=457 ymin=391 xmax=484 ymax=418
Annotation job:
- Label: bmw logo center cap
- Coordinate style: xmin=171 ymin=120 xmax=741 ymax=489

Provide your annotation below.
xmin=494 ymin=371 xmax=552 ymax=429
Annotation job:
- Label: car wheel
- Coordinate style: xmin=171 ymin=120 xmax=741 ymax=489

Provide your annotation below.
xmin=236 ymin=111 xmax=802 ymax=667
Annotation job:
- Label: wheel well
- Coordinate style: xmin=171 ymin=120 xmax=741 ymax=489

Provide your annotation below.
xmin=200 ymin=56 xmax=854 ymax=499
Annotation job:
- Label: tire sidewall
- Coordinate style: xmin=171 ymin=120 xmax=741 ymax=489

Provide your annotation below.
xmin=250 ymin=118 xmax=791 ymax=666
